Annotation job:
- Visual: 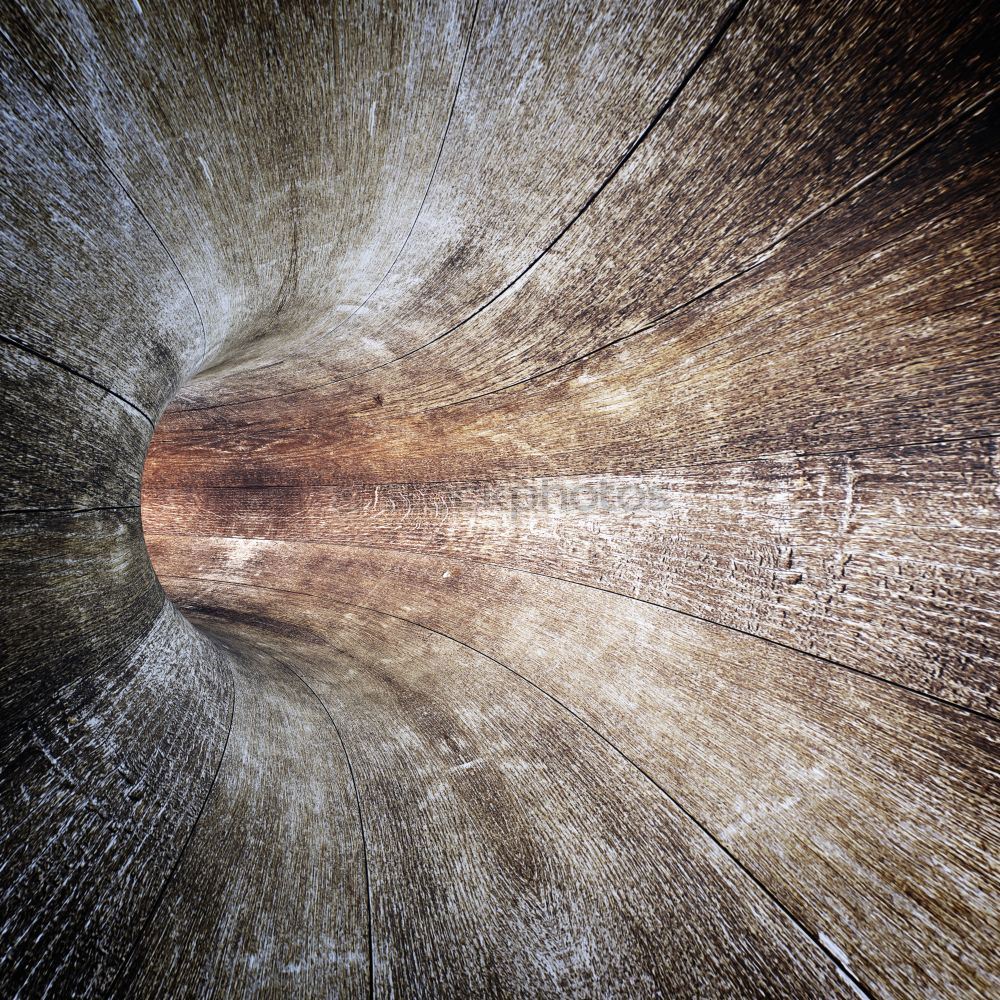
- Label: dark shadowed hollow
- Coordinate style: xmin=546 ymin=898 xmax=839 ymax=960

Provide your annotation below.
xmin=1 ymin=1 xmax=998 ymax=997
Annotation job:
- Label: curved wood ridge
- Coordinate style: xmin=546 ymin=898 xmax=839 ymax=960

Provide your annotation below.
xmin=1 ymin=0 xmax=997 ymax=996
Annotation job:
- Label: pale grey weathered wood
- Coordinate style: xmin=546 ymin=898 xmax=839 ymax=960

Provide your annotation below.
xmin=121 ymin=633 xmax=369 ymax=998
xmin=0 ymin=605 xmax=232 ymax=996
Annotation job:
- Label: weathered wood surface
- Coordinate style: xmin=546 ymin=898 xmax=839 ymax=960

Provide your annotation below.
xmin=119 ymin=632 xmax=369 ymax=999
xmin=4 ymin=0 xmax=473 ymax=376
xmin=1 ymin=508 xmax=161 ymax=735
xmin=151 ymin=547 xmax=1000 ymax=1000
xmin=0 ymin=31 xmax=204 ymax=418
xmin=145 ymin=435 xmax=1000 ymax=714
xmin=2 ymin=0 xmax=998 ymax=996
xmin=0 ymin=604 xmax=232 ymax=997
xmin=148 ymin=98 xmax=1000 ymax=455
xmin=173 ymin=586 xmax=862 ymax=1000
xmin=0 ymin=340 xmax=151 ymax=509
xmin=168 ymin=0 xmax=736 ymax=407
xmin=157 ymin=0 xmax=997 ymax=427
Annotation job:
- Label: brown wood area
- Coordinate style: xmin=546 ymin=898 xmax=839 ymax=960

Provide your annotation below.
xmin=1 ymin=0 xmax=997 ymax=996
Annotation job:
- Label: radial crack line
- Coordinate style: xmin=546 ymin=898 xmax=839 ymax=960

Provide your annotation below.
xmin=174 ymin=0 xmax=748 ymax=413
xmin=0 ymin=334 xmax=155 ymax=427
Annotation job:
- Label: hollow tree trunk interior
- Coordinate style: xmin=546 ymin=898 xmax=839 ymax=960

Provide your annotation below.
xmin=1 ymin=1 xmax=997 ymax=997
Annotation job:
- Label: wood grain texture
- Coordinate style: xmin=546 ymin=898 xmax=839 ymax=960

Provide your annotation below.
xmin=4 ymin=0 xmax=475 ymax=374
xmin=0 ymin=604 xmax=232 ymax=997
xmin=148 ymin=97 xmax=999 ymax=458
xmin=119 ymin=633 xmax=369 ymax=999
xmin=1 ymin=508 xmax=161 ymax=735
xmin=157 ymin=0 xmax=997 ymax=429
xmin=152 ymin=546 xmax=1000 ymax=1000
xmin=144 ymin=434 xmax=1000 ymax=713
xmin=175 ymin=590 xmax=861 ymax=1000
xmin=2 ymin=0 xmax=998 ymax=996
xmin=0 ymin=32 xmax=203 ymax=417
xmin=1 ymin=339 xmax=151 ymax=509
xmin=168 ymin=0 xmax=735 ymax=406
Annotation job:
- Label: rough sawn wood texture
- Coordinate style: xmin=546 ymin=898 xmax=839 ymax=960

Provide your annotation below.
xmin=1 ymin=0 xmax=997 ymax=997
